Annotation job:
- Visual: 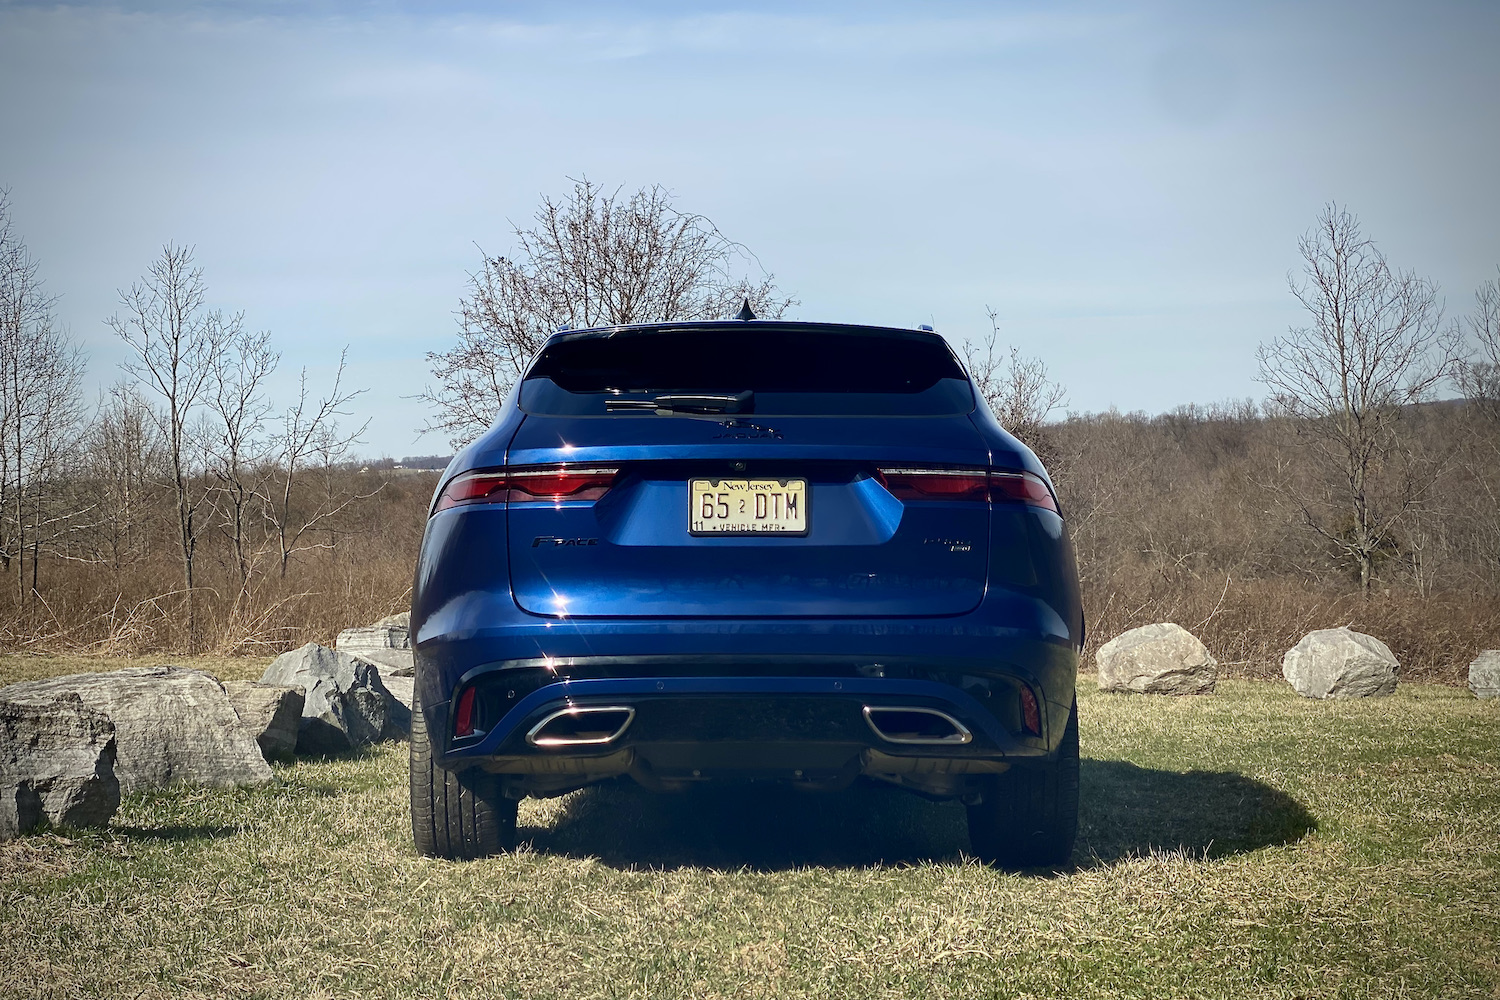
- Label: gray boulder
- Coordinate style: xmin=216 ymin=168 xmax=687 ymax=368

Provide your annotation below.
xmin=380 ymin=674 xmax=414 ymax=714
xmin=1 ymin=693 xmax=120 ymax=839
xmin=1282 ymin=628 xmax=1399 ymax=699
xmin=1469 ymin=650 xmax=1500 ymax=699
xmin=261 ymin=643 xmax=401 ymax=754
xmin=0 ymin=667 xmax=272 ymax=792
xmin=336 ymin=614 xmax=413 ymax=676
xmin=223 ymin=681 xmax=305 ymax=762
xmin=1096 ymin=623 xmax=1218 ymax=695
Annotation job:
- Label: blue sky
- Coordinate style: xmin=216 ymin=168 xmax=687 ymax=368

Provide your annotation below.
xmin=2 ymin=0 xmax=1497 ymax=455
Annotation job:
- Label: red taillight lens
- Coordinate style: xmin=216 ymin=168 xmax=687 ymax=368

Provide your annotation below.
xmin=875 ymin=467 xmax=1058 ymax=512
xmin=432 ymin=466 xmax=619 ymax=514
xmin=434 ymin=472 xmax=510 ymax=511
xmin=508 ymin=468 xmax=619 ymax=501
xmin=1018 ymin=684 xmax=1041 ymax=737
xmin=989 ymin=471 xmax=1058 ymax=513
xmin=453 ymin=686 xmax=477 ymax=738
xmin=876 ymin=468 xmax=989 ymax=501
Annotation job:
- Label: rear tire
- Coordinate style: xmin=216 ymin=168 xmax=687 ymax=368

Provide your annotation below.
xmin=967 ymin=698 xmax=1079 ymax=869
xmin=410 ymin=695 xmax=518 ymax=859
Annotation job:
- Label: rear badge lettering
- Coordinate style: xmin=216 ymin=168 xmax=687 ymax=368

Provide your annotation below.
xmin=532 ymin=536 xmax=599 ymax=548
xmin=923 ymin=537 xmax=973 ymax=553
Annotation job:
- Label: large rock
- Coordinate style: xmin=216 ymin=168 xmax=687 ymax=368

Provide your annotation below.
xmin=1096 ymin=623 xmax=1218 ymax=695
xmin=1469 ymin=650 xmax=1500 ymax=699
xmin=0 ymin=668 xmax=272 ymax=792
xmin=261 ymin=644 xmax=401 ymax=754
xmin=223 ymin=681 xmax=305 ymax=762
xmin=336 ymin=613 xmax=413 ymax=676
xmin=380 ymin=674 xmax=414 ymax=714
xmin=1 ymin=693 xmax=120 ymax=839
xmin=1282 ymin=628 xmax=1399 ymax=699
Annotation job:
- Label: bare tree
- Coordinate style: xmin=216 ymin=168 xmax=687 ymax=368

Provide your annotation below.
xmin=1256 ymin=204 xmax=1463 ymax=595
xmin=963 ymin=307 xmax=1067 ymax=457
xmin=1446 ymin=267 xmax=1500 ymax=587
xmin=1456 ymin=267 xmax=1500 ymax=420
xmin=208 ymin=327 xmax=278 ymax=591
xmin=108 ymin=244 xmax=230 ymax=649
xmin=259 ymin=351 xmax=376 ymax=577
xmin=0 ymin=191 xmax=87 ymax=604
xmin=80 ymin=383 xmax=166 ymax=570
xmin=423 ymin=179 xmax=795 ymax=446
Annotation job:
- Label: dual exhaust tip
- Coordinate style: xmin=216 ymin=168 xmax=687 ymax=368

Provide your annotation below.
xmin=525 ymin=703 xmax=972 ymax=747
xmin=526 ymin=706 xmax=636 ymax=747
xmin=862 ymin=706 xmax=972 ymax=745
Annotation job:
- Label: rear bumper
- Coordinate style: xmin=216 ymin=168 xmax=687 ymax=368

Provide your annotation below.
xmin=423 ymin=646 xmax=1077 ymax=799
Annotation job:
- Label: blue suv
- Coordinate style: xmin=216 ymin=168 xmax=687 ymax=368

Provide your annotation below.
xmin=409 ymin=318 xmax=1083 ymax=866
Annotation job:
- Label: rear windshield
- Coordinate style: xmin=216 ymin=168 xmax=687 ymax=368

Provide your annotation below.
xmin=519 ymin=326 xmax=974 ymax=416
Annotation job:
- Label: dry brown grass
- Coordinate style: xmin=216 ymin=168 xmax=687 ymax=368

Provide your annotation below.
xmin=5 ymin=404 xmax=1499 ymax=687
xmin=1083 ymin=575 xmax=1500 ymax=684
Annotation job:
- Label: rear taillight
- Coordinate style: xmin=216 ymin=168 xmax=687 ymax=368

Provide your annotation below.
xmin=432 ymin=466 xmax=619 ymax=515
xmin=988 ymin=471 xmax=1059 ymax=513
xmin=875 ymin=467 xmax=1058 ymax=513
xmin=876 ymin=468 xmax=989 ymax=501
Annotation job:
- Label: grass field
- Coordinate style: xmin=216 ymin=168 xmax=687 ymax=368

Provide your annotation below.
xmin=2 ymin=655 xmax=1498 ymax=999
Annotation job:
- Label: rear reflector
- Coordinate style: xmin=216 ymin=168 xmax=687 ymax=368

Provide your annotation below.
xmin=1018 ymin=684 xmax=1041 ymax=737
xmin=453 ymin=686 xmax=477 ymax=738
xmin=876 ymin=467 xmax=1057 ymax=512
xmin=433 ymin=466 xmax=619 ymax=514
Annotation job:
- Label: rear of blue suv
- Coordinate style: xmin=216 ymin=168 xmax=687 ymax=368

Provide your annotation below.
xmin=410 ymin=320 xmax=1083 ymax=866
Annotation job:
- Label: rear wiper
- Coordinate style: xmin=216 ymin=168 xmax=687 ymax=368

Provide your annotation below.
xmin=605 ymin=390 xmax=753 ymax=415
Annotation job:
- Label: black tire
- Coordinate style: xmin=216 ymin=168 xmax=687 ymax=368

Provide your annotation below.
xmin=409 ymin=696 xmax=518 ymax=859
xmin=967 ymin=698 xmax=1079 ymax=869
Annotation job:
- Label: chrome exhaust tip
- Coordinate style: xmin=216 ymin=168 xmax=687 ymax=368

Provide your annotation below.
xmin=526 ymin=705 xmax=636 ymax=747
xmin=863 ymin=706 xmax=972 ymax=745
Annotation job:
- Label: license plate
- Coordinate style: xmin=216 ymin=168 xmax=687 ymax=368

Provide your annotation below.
xmin=689 ymin=478 xmax=808 ymax=535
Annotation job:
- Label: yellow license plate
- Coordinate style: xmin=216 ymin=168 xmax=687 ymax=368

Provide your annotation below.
xmin=689 ymin=478 xmax=808 ymax=535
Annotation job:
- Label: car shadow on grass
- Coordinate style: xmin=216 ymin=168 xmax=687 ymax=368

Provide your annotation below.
xmin=521 ymin=759 xmax=1317 ymax=872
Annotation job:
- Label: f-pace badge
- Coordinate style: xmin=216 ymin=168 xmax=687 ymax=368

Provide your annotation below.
xmin=532 ymin=536 xmax=599 ymax=547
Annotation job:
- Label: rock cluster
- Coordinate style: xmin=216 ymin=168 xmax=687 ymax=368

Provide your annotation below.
xmin=1096 ymin=623 xmax=1218 ymax=695
xmin=1469 ymin=650 xmax=1500 ymax=700
xmin=261 ymin=643 xmax=407 ymax=754
xmin=1282 ymin=628 xmax=1399 ymax=699
xmin=1 ymin=667 xmax=273 ymax=792
xmin=1 ymin=693 xmax=120 ymax=840
xmin=0 ymin=614 xmax=416 ymax=839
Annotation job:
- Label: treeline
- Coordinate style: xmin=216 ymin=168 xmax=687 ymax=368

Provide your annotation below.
xmin=1043 ymin=399 xmax=1499 ymax=682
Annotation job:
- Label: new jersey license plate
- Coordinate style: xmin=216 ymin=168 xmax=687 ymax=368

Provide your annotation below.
xmin=689 ymin=478 xmax=808 ymax=535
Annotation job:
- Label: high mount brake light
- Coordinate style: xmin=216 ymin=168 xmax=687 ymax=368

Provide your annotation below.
xmin=432 ymin=466 xmax=619 ymax=514
xmin=876 ymin=467 xmax=1058 ymax=513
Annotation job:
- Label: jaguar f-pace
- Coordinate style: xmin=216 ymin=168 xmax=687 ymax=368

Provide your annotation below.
xmin=409 ymin=317 xmax=1083 ymax=867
